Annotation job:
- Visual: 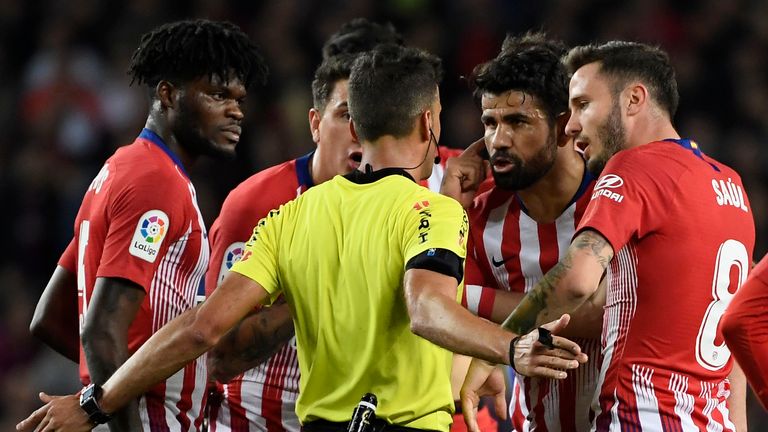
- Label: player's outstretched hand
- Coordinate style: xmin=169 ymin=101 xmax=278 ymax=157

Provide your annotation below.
xmin=512 ymin=314 xmax=588 ymax=379
xmin=460 ymin=359 xmax=507 ymax=432
xmin=440 ymin=138 xmax=489 ymax=208
xmin=16 ymin=392 xmax=92 ymax=432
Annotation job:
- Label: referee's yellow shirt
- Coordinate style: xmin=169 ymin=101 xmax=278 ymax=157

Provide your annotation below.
xmin=231 ymin=169 xmax=469 ymax=432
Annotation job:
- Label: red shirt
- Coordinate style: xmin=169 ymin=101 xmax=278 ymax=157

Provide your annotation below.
xmin=579 ymin=139 xmax=755 ymax=431
xmin=59 ymin=129 xmax=209 ymax=431
xmin=463 ymin=171 xmax=601 ymax=432
xmin=722 ymin=255 xmax=768 ymax=409
xmin=206 ymin=154 xmax=312 ymax=432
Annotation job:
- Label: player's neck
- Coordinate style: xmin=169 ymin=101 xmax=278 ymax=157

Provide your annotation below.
xmin=517 ymin=150 xmax=585 ymax=223
xmin=143 ymin=118 xmax=197 ymax=168
xmin=308 ymin=150 xmax=333 ymax=185
xmin=359 ymin=136 xmax=428 ymax=181
xmin=627 ymin=115 xmax=680 ymax=149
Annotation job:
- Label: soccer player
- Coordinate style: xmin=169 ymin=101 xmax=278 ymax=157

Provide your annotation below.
xmin=17 ymin=44 xmax=587 ymax=432
xmin=204 ymin=18 xmax=404 ymax=432
xmin=442 ymin=33 xmax=602 ymax=432
xmin=27 ymin=19 xmax=268 ymax=432
xmin=460 ymin=41 xmax=755 ymax=431
xmin=722 ymin=255 xmax=768 ymax=409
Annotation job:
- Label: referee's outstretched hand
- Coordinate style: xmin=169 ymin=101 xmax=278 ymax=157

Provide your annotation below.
xmin=440 ymin=138 xmax=489 ymax=208
xmin=511 ymin=314 xmax=588 ymax=379
xmin=460 ymin=315 xmax=587 ymax=432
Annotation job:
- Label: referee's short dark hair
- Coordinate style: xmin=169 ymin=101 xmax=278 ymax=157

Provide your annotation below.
xmin=348 ymin=45 xmax=443 ymax=142
xmin=128 ymin=19 xmax=268 ymax=93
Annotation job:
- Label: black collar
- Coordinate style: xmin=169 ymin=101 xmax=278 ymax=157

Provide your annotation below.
xmin=343 ymin=164 xmax=416 ymax=184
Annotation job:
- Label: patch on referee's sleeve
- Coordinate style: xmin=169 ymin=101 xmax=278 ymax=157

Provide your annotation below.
xmin=129 ymin=210 xmax=169 ymax=263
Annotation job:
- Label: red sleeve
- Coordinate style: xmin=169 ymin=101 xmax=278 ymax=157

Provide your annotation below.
xmin=577 ymin=149 xmax=669 ymax=252
xmin=205 ymin=197 xmax=254 ymax=296
xmin=206 ymin=169 xmax=299 ymax=296
xmin=722 ymin=256 xmax=768 ymax=409
xmin=57 ymin=238 xmax=77 ymax=273
xmin=461 ymin=209 xmax=499 ymax=320
xmin=95 ymin=173 xmax=186 ymax=292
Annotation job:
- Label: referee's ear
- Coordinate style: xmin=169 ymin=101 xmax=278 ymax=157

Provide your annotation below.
xmin=349 ymin=118 xmax=360 ymax=143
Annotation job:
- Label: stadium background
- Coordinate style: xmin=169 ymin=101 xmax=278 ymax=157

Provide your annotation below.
xmin=1 ymin=0 xmax=766 ymax=428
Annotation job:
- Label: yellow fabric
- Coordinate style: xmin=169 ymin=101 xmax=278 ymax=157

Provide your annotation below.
xmin=231 ymin=172 xmax=468 ymax=432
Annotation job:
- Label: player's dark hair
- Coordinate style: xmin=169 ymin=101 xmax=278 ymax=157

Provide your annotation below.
xmin=321 ymin=17 xmax=405 ymax=59
xmin=348 ymin=45 xmax=442 ymax=142
xmin=471 ymin=32 xmax=568 ymax=124
xmin=563 ymin=40 xmax=679 ymax=118
xmin=128 ymin=19 xmax=268 ymax=92
xmin=311 ymin=53 xmax=357 ymax=112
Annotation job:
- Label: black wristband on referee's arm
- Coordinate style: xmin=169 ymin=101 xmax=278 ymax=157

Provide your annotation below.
xmin=508 ymin=336 xmax=522 ymax=373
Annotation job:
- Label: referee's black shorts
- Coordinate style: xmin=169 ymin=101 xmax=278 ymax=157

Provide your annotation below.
xmin=302 ymin=419 xmax=439 ymax=432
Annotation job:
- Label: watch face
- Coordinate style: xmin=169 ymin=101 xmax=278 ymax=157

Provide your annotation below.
xmin=79 ymin=383 xmax=111 ymax=424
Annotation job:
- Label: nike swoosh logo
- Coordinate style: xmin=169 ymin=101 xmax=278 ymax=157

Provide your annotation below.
xmin=491 ymin=256 xmax=513 ymax=267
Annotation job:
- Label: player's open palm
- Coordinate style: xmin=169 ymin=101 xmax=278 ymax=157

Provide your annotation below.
xmin=16 ymin=392 xmax=92 ymax=432
xmin=460 ymin=359 xmax=507 ymax=432
xmin=512 ymin=314 xmax=588 ymax=379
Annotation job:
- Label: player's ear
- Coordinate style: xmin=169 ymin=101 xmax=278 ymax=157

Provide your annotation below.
xmin=309 ymin=108 xmax=321 ymax=144
xmin=156 ymin=80 xmax=177 ymax=110
xmin=625 ymin=83 xmax=647 ymax=116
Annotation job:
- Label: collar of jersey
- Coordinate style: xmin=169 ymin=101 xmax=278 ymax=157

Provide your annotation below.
xmin=295 ymin=150 xmax=316 ymax=189
xmin=661 ymin=138 xmax=720 ymax=172
xmin=516 ymin=160 xmax=595 ymax=217
xmin=139 ymin=128 xmax=190 ymax=178
xmin=343 ymin=166 xmax=415 ymax=184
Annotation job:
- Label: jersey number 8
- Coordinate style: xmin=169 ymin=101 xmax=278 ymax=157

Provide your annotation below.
xmin=695 ymin=239 xmax=749 ymax=371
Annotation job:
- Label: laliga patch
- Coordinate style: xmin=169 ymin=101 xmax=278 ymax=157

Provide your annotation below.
xmin=218 ymin=242 xmax=245 ymax=283
xmin=129 ymin=210 xmax=169 ymax=263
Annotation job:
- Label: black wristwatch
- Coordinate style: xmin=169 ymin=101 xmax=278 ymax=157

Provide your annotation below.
xmin=79 ymin=383 xmax=113 ymax=425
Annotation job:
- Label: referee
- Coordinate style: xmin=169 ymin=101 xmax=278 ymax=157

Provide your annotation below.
xmin=17 ymin=45 xmax=587 ymax=432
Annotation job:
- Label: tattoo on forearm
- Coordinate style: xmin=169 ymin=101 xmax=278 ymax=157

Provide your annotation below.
xmin=501 ymin=230 xmax=613 ymax=335
xmin=571 ymin=230 xmax=613 ymax=270
xmin=239 ymin=313 xmax=294 ymax=363
xmin=502 ymin=258 xmax=571 ymax=335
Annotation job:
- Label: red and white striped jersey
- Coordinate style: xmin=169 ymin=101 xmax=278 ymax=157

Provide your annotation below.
xmin=462 ymin=171 xmax=601 ymax=432
xmin=578 ymin=140 xmax=755 ymax=431
xmin=206 ymin=154 xmax=314 ymax=432
xmin=58 ymin=129 xmax=209 ymax=431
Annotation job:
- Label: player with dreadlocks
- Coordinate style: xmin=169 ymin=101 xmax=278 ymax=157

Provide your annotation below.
xmin=28 ymin=19 xmax=267 ymax=432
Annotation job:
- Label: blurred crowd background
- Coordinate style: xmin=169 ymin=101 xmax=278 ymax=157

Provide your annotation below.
xmin=1 ymin=0 xmax=767 ymax=428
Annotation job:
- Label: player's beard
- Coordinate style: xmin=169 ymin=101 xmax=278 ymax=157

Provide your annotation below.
xmin=174 ymin=104 xmax=238 ymax=161
xmin=492 ymin=129 xmax=557 ymax=191
xmin=587 ymin=101 xmax=626 ymax=176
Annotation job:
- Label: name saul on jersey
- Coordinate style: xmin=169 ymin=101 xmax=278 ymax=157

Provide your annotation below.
xmin=591 ymin=174 xmax=625 ymax=203
xmin=712 ymin=177 xmax=749 ymax=212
